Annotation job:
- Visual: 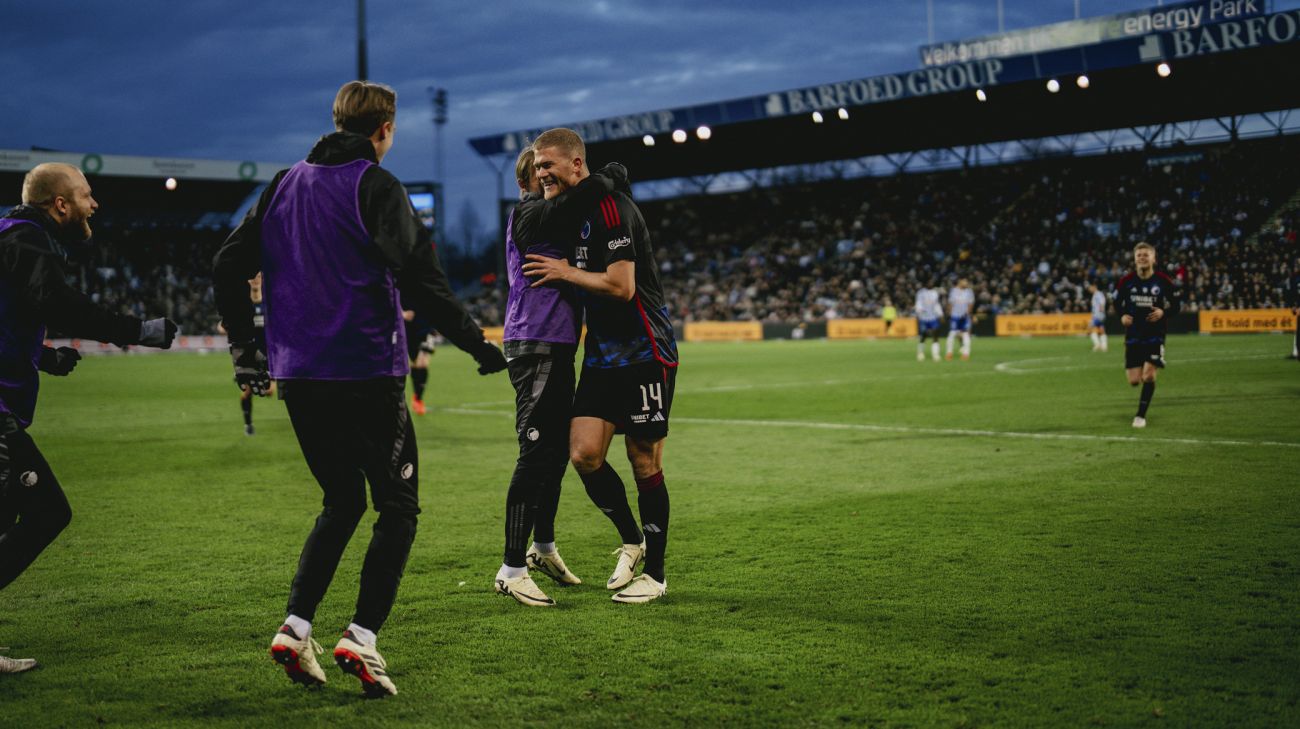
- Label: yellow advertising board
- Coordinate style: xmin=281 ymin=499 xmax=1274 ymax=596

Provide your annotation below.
xmin=684 ymin=321 xmax=763 ymax=342
xmin=994 ymin=313 xmax=1092 ymax=337
xmin=1198 ymin=309 xmax=1296 ymax=334
xmin=827 ymin=318 xmax=918 ymax=339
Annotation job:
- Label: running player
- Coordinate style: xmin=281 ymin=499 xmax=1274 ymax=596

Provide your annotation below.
xmin=1088 ymin=283 xmax=1109 ymax=353
xmin=214 ymin=81 xmax=506 ymax=697
xmin=1287 ymin=260 xmax=1299 ymax=361
xmin=522 ymin=128 xmax=677 ymax=604
xmin=1115 ymin=242 xmax=1181 ymax=428
xmin=401 ymin=310 xmax=435 ymax=414
xmin=881 ymin=297 xmax=896 ymax=335
xmin=944 ymin=278 xmax=975 ymax=360
xmin=493 ymin=148 xmax=629 ymax=607
xmin=1 ymin=164 xmax=176 ymax=673
xmin=915 ymin=282 xmax=942 ymax=361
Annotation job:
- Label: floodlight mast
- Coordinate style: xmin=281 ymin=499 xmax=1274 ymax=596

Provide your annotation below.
xmin=357 ymin=0 xmax=368 ymax=80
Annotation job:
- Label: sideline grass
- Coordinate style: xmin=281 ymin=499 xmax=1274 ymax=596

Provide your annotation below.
xmin=3 ymin=334 xmax=1297 ymax=727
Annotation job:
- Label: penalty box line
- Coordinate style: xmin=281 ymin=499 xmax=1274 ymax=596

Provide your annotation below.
xmin=442 ymin=408 xmax=1300 ymax=450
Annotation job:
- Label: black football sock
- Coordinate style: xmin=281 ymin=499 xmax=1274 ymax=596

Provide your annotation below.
xmin=411 ymin=368 xmax=428 ymax=400
xmin=241 ymin=396 xmax=253 ymax=426
xmin=635 ymin=471 xmax=669 ymax=583
xmin=1137 ymin=381 xmax=1156 ymax=418
xmin=531 ymin=459 xmax=565 ymax=545
xmin=580 ymin=462 xmax=641 ymax=545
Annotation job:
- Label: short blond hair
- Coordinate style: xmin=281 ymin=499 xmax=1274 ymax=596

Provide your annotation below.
xmin=333 ymin=80 xmax=397 ymax=135
xmin=1133 ymin=241 xmax=1155 ymax=253
xmin=532 ymin=128 xmax=585 ymax=160
xmin=21 ymin=163 xmax=81 ymax=206
xmin=515 ymin=148 xmax=535 ymax=188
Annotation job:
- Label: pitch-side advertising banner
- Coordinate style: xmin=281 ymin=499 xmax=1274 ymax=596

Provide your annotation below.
xmin=684 ymin=321 xmax=763 ymax=342
xmin=995 ymin=314 xmax=1093 ymax=337
xmin=919 ymin=0 xmax=1262 ymax=67
xmin=827 ymin=318 xmax=919 ymax=339
xmin=47 ymin=335 xmax=230 ymax=354
xmin=1198 ymin=309 xmax=1297 ymax=333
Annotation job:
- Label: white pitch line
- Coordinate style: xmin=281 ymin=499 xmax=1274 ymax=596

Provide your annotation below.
xmin=993 ymin=352 xmax=1279 ymax=374
xmin=441 ymin=408 xmax=1300 ymax=450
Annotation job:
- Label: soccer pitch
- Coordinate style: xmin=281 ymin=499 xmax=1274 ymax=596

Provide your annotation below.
xmin=4 ymin=334 xmax=1297 ymax=727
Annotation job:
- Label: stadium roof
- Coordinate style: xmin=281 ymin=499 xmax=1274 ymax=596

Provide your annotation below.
xmin=469 ymin=8 xmax=1300 ymax=181
xmin=0 ymin=148 xmax=285 ymax=183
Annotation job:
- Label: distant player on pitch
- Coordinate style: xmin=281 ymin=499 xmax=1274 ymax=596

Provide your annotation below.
xmin=213 ymin=81 xmax=506 ymax=697
xmin=523 ymin=128 xmax=678 ymax=604
xmin=915 ymin=282 xmax=943 ymax=361
xmin=1115 ymin=242 xmax=1181 ymax=428
xmin=944 ymin=278 xmax=974 ymax=360
xmin=1087 ymin=283 xmax=1109 ymax=353
xmin=0 ymin=164 xmax=177 ymax=673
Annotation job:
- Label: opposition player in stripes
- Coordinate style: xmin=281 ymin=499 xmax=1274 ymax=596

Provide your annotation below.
xmin=523 ymin=128 xmax=678 ymax=604
xmin=493 ymin=146 xmax=627 ymax=607
xmin=1088 ymin=283 xmax=1109 ymax=353
xmin=944 ymin=277 xmax=975 ymax=360
xmin=0 ymin=163 xmax=177 ymax=673
xmin=214 ymin=81 xmax=506 ymax=697
xmin=1115 ymin=242 xmax=1181 ymax=428
xmin=915 ymin=282 xmax=943 ymax=361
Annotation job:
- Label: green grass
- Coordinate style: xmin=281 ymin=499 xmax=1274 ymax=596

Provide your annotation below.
xmin=4 ymin=334 xmax=1298 ymax=727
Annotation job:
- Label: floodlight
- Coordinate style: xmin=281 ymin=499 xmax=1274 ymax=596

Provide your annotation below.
xmin=1157 ymin=62 xmax=1172 ymax=78
xmin=672 ymin=129 xmax=687 ymax=143
xmin=642 ymin=134 xmax=655 ymax=147
xmin=1046 ymin=78 xmax=1061 ymax=93
xmin=696 ymin=126 xmax=712 ymax=140
xmin=811 ymin=111 xmax=824 ymax=123
xmin=1076 ymin=75 xmax=1090 ymax=89
xmin=165 ymin=177 xmax=178 ymax=191
xmin=837 ymin=108 xmax=849 ymax=120
xmin=975 ymin=89 xmax=987 ymax=102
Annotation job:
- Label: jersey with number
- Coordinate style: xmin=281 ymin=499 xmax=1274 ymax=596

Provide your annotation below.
xmin=1091 ymin=290 xmax=1107 ymax=318
xmin=915 ymin=288 xmax=942 ymax=321
xmin=948 ymin=287 xmax=974 ymax=318
xmin=1116 ymin=271 xmax=1181 ymax=345
xmin=575 ymin=192 xmax=678 ymax=370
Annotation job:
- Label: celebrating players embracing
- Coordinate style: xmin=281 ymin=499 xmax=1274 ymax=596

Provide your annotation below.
xmin=523 ymin=128 xmax=678 ymax=604
xmin=1116 ymin=242 xmax=1181 ymax=428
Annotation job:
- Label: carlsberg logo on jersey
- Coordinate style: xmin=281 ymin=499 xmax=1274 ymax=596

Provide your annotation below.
xmin=608 ymin=236 xmax=631 ymax=250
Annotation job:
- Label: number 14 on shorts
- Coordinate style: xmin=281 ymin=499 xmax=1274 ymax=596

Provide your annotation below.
xmin=639 ymin=382 xmax=663 ymax=412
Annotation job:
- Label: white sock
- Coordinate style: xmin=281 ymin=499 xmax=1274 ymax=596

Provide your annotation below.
xmin=946 ymin=333 xmax=956 ymax=354
xmin=284 ymin=614 xmax=311 ymax=639
xmin=931 ymin=342 xmax=940 ymax=360
xmin=1090 ymin=332 xmax=1099 ymax=347
xmin=1100 ymin=334 xmax=1108 ymax=350
xmin=532 ymin=541 xmax=556 ymax=554
xmin=917 ymin=343 xmax=924 ymax=356
xmin=961 ymin=332 xmax=970 ymax=354
xmin=346 ymin=623 xmax=377 ymax=648
xmin=496 ymin=563 xmax=526 ymax=581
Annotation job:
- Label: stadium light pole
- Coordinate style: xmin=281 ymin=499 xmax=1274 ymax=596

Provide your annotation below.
xmin=429 ymin=87 xmax=448 ymax=244
xmin=926 ymin=0 xmax=934 ymax=44
xmin=356 ymin=0 xmax=368 ymax=80
xmin=998 ymin=0 xmax=1005 ymax=32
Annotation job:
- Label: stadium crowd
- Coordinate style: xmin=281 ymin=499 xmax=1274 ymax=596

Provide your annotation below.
xmin=59 ymin=137 xmax=1299 ymax=335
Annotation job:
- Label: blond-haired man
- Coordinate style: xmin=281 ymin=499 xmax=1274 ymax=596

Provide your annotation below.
xmin=214 ymin=80 xmax=506 ymax=697
xmin=524 ymin=128 xmax=678 ymax=604
xmin=1116 ymin=242 xmax=1181 ymax=428
xmin=0 ymin=163 xmax=176 ymax=673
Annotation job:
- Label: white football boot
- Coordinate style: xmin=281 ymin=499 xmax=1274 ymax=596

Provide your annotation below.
xmin=606 ymin=541 xmax=645 ymax=591
xmin=0 ymin=648 xmax=37 ymax=674
xmin=611 ymin=574 xmax=667 ymax=604
xmin=526 ymin=546 xmax=582 ymax=585
xmin=269 ymin=625 xmax=326 ymax=686
xmin=334 ymin=630 xmax=397 ymax=698
xmin=1132 ymin=416 xmax=1147 ymax=429
xmin=494 ymin=572 xmax=556 ymax=607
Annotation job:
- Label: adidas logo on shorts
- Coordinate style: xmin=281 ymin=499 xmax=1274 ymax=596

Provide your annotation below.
xmin=650 ymin=412 xmax=666 ymax=422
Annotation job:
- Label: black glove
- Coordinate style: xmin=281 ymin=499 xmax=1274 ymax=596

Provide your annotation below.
xmin=599 ymin=162 xmax=631 ymax=196
xmin=473 ymin=340 xmax=507 ymax=375
xmin=139 ymin=318 xmax=178 ymax=349
xmin=230 ymin=341 xmax=272 ymax=396
xmin=37 ymin=346 xmax=81 ymax=376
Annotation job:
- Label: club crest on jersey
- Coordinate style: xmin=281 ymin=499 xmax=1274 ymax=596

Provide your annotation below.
xmin=608 ymin=236 xmax=631 ymax=251
xmin=580 ymin=221 xmax=591 ymax=240
xmin=1151 ymin=285 xmax=1161 ymax=295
